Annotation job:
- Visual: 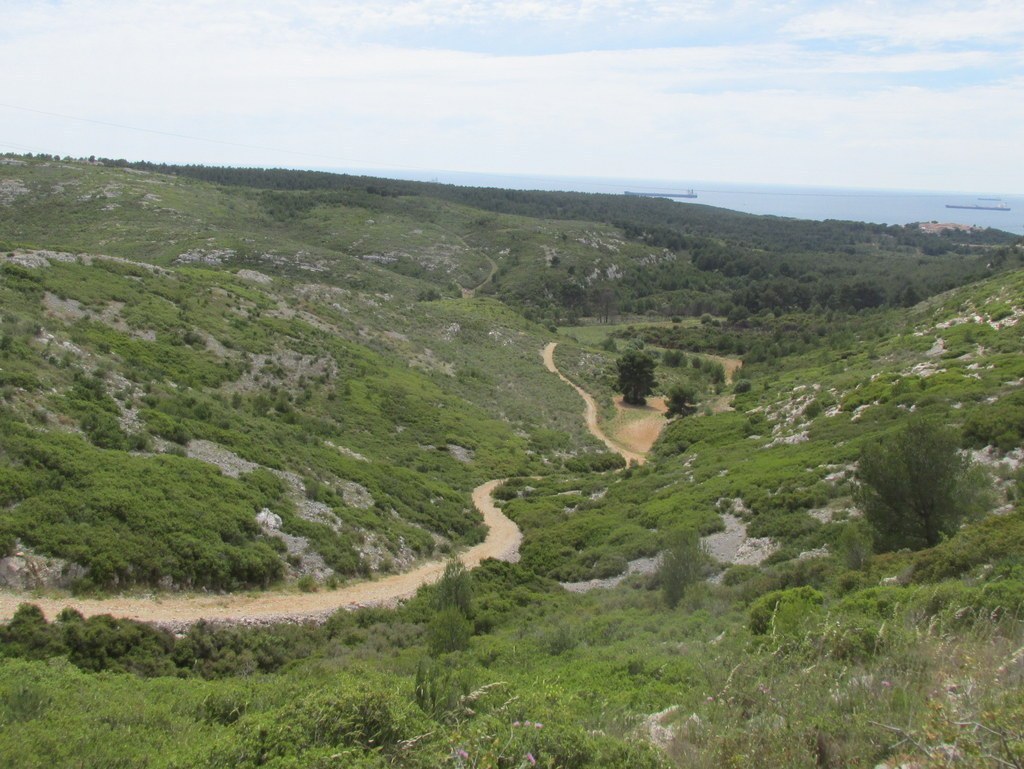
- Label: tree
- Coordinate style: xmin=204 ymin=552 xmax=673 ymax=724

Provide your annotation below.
xmin=427 ymin=607 xmax=473 ymax=655
xmin=838 ymin=520 xmax=873 ymax=570
xmin=427 ymin=558 xmax=474 ymax=655
xmin=616 ymin=349 xmax=657 ymax=406
xmin=665 ymin=383 xmax=698 ymax=418
xmin=659 ymin=529 xmax=709 ymax=608
xmin=434 ymin=558 xmax=472 ymax=616
xmin=857 ymin=418 xmax=990 ymax=551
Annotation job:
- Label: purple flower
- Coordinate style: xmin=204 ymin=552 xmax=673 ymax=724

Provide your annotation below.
xmin=513 ymin=721 xmax=521 ymax=727
xmin=534 ymin=722 xmax=543 ymax=729
xmin=526 ymin=752 xmax=537 ymax=766
xmin=455 ymin=748 xmax=469 ymax=760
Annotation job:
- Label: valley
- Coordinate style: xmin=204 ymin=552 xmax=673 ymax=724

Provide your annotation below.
xmin=1 ymin=155 xmax=1022 ymax=769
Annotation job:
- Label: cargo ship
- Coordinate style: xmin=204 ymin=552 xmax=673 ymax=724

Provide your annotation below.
xmin=624 ymin=189 xmax=698 ymax=199
xmin=946 ymin=202 xmax=1010 ymax=211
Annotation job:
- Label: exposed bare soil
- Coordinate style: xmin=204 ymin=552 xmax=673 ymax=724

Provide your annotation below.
xmin=611 ymin=396 xmax=668 ymax=455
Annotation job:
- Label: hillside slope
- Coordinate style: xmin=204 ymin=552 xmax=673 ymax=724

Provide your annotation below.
xmin=0 ymin=158 xmax=613 ymax=593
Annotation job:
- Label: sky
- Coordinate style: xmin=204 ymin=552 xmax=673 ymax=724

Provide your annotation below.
xmin=1 ymin=0 xmax=1023 ymax=193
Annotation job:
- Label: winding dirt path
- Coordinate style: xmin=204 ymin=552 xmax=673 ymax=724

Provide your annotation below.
xmin=0 ymin=480 xmax=521 ymax=627
xmin=460 ymin=256 xmax=498 ymax=298
xmin=542 ymin=342 xmax=657 ymax=466
xmin=2 ymin=342 xmax=679 ymax=626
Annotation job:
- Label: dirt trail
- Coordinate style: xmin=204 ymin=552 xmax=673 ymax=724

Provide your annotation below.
xmin=460 ymin=256 xmax=498 ymax=298
xmin=0 ymin=480 xmax=520 ymax=627
xmin=542 ymin=342 xmax=655 ymax=466
xmin=0 ymin=343 xmax=681 ymax=625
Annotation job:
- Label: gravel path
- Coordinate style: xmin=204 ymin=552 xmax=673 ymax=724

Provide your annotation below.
xmin=0 ymin=480 xmax=520 ymax=628
xmin=543 ymin=342 xmax=647 ymax=466
xmin=0 ymin=342 xmax=688 ymax=623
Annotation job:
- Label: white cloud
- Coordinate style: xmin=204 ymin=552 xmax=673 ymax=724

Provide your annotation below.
xmin=784 ymin=1 xmax=1024 ymax=46
xmin=1 ymin=0 xmax=1021 ymax=190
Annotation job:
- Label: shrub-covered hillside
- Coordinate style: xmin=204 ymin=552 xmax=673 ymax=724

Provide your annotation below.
xmin=0 ymin=156 xmax=613 ymax=591
xmin=0 ymin=153 xmax=1022 ymax=769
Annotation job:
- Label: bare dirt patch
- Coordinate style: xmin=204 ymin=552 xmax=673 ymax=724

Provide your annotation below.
xmin=610 ymin=396 xmax=668 ymax=455
xmin=560 ymin=556 xmax=659 ymax=593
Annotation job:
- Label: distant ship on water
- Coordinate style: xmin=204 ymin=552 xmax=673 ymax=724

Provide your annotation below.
xmin=946 ymin=201 xmax=1010 ymax=211
xmin=624 ymin=189 xmax=698 ymax=199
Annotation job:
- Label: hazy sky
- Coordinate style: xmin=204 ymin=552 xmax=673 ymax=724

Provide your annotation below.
xmin=2 ymin=0 xmax=1022 ymax=192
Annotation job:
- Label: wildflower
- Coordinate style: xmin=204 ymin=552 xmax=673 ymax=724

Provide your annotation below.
xmin=706 ymin=696 xmax=715 ymax=702
xmin=455 ymin=748 xmax=469 ymax=760
xmin=513 ymin=721 xmax=521 ymax=727
xmin=881 ymin=681 xmax=892 ymax=688
xmin=534 ymin=722 xmax=543 ymax=729
xmin=526 ymin=753 xmax=537 ymax=766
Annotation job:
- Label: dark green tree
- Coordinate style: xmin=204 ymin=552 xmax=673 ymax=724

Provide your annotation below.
xmin=425 ymin=558 xmax=474 ymax=656
xmin=659 ymin=529 xmax=708 ymax=608
xmin=434 ymin=558 xmax=472 ymax=616
xmin=665 ymin=383 xmax=698 ymax=418
xmin=616 ymin=349 xmax=657 ymax=406
xmin=857 ymin=419 xmax=990 ymax=551
xmin=0 ymin=604 xmax=61 ymax=660
xmin=427 ymin=607 xmax=472 ymax=655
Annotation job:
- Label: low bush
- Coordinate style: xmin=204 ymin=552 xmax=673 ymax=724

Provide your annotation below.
xmin=748 ymin=586 xmax=824 ymax=635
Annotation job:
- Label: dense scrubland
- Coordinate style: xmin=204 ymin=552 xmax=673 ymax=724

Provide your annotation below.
xmin=1 ymin=154 xmax=1022 ymax=768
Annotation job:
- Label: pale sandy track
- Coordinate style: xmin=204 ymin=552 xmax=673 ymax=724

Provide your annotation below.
xmin=542 ymin=342 xmax=651 ymax=466
xmin=0 ymin=480 xmax=520 ymax=628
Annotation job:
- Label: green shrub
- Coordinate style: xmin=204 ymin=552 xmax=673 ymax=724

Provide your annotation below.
xmin=748 ymin=586 xmax=824 ymax=635
xmin=911 ymin=509 xmax=1024 ymax=583
xmin=963 ymin=391 xmax=1024 ymax=451
xmin=858 ymin=418 xmax=992 ymax=551
xmin=564 ymin=452 xmax=626 ymax=473
xmin=427 ymin=607 xmax=473 ymax=655
xmin=434 ymin=558 xmax=473 ymax=616
xmin=220 ymin=683 xmax=425 ymax=766
xmin=838 ymin=520 xmax=874 ymax=570
xmin=659 ymin=528 xmax=709 ymax=608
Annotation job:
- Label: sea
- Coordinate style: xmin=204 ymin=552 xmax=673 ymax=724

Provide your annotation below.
xmin=330 ymin=167 xmax=1024 ymax=236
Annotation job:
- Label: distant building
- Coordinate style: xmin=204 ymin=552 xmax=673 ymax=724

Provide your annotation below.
xmin=917 ymin=221 xmax=981 ymax=234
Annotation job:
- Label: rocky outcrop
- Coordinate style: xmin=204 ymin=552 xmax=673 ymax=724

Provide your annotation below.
xmin=0 ymin=545 xmax=87 ymax=590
